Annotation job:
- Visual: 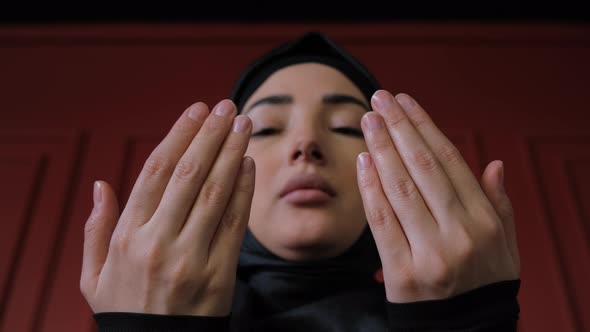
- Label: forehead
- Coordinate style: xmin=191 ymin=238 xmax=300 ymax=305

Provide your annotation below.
xmin=242 ymin=63 xmax=367 ymax=109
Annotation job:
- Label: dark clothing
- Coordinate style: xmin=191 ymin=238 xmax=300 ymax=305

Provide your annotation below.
xmin=94 ymin=281 xmax=519 ymax=331
xmin=93 ymin=229 xmax=520 ymax=331
xmin=230 ymin=32 xmax=381 ymax=113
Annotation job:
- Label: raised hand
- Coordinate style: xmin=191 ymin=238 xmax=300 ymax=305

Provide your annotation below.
xmin=356 ymin=90 xmax=519 ymax=303
xmin=80 ymin=100 xmax=255 ymax=316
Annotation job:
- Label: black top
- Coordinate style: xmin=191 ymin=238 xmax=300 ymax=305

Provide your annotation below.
xmin=94 ymin=280 xmax=520 ymax=331
xmin=93 ymin=229 xmax=520 ymax=331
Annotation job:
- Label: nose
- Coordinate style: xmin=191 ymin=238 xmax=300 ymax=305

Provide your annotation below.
xmin=291 ymin=140 xmax=325 ymax=166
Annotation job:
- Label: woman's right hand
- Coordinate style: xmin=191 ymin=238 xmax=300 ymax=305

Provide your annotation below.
xmin=80 ymin=100 xmax=255 ymax=317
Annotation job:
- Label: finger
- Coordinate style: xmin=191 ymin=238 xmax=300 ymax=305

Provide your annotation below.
xmin=81 ymin=181 xmax=119 ymax=297
xmin=361 ymin=110 xmax=437 ymax=243
xmin=150 ymin=100 xmax=239 ymax=237
xmin=176 ymin=111 xmax=251 ymax=247
xmin=393 ymin=93 xmax=493 ymax=216
xmin=121 ymin=103 xmax=209 ymax=227
xmin=480 ymin=161 xmax=520 ymax=271
xmin=356 ymin=152 xmax=411 ymax=259
xmin=208 ymin=156 xmax=255 ymax=269
xmin=371 ymin=90 xmax=463 ymax=227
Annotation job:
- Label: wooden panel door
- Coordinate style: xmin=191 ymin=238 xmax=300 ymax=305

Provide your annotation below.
xmin=0 ymin=24 xmax=588 ymax=332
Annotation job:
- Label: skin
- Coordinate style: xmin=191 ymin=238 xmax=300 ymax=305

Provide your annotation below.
xmin=241 ymin=63 xmax=371 ymax=261
xmin=358 ymin=90 xmax=520 ymax=302
xmin=80 ymin=62 xmax=520 ymax=318
xmin=81 ymin=99 xmax=254 ymax=316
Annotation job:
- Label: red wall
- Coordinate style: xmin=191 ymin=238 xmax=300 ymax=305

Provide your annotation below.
xmin=1 ymin=24 xmax=589 ymax=331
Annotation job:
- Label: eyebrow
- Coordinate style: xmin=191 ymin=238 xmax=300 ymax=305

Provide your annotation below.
xmin=322 ymin=93 xmax=370 ymax=112
xmin=244 ymin=95 xmax=293 ymax=114
xmin=244 ymin=93 xmax=369 ymax=114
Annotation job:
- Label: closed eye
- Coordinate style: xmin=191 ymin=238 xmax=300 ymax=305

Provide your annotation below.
xmin=333 ymin=127 xmax=364 ymax=138
xmin=251 ymin=128 xmax=280 ymax=137
xmin=251 ymin=127 xmax=364 ymax=138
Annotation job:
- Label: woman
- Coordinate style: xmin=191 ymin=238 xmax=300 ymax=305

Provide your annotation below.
xmin=81 ymin=32 xmax=521 ymax=331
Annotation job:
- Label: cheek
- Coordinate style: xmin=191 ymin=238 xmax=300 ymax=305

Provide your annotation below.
xmin=335 ymin=141 xmax=365 ymax=174
xmin=335 ymin=143 xmax=367 ymax=202
xmin=247 ymin=147 xmax=278 ymax=200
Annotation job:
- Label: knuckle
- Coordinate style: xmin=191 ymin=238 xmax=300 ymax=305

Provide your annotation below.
xmin=482 ymin=219 xmax=503 ymax=243
xmin=173 ymin=160 xmax=202 ymax=183
xmin=366 ymin=206 xmax=393 ymax=228
xmin=142 ymin=241 xmax=166 ymax=274
xmin=111 ymin=228 xmax=134 ymax=255
xmin=206 ymin=274 xmax=232 ymax=298
xmin=221 ymin=210 xmax=244 ymax=231
xmin=470 ymin=206 xmax=504 ymax=243
xmin=200 ymin=181 xmax=228 ymax=207
xmin=175 ymin=118 xmax=197 ymax=136
xmin=441 ymin=192 xmax=461 ymax=214
xmin=427 ymin=256 xmax=454 ymax=293
xmin=143 ymin=154 xmax=172 ymax=178
xmin=223 ymin=137 xmax=244 ymax=153
xmin=455 ymin=230 xmax=476 ymax=264
xmin=396 ymin=276 xmax=418 ymax=295
xmin=168 ymin=258 xmax=194 ymax=294
xmin=436 ymin=144 xmax=463 ymax=166
xmin=411 ymin=149 xmax=440 ymax=172
xmin=387 ymin=178 xmax=420 ymax=202
xmin=358 ymin=171 xmax=378 ymax=190
xmin=205 ymin=114 xmax=227 ymax=130
xmin=385 ymin=112 xmax=407 ymax=128
xmin=394 ymin=263 xmax=418 ymax=293
xmin=84 ymin=213 xmax=101 ymax=236
xmin=454 ymin=224 xmax=473 ymax=246
xmin=235 ymin=174 xmax=254 ymax=195
xmin=370 ymin=138 xmax=393 ymax=154
xmin=408 ymin=109 xmax=430 ymax=128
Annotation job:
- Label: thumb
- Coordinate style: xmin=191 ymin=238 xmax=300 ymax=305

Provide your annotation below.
xmin=481 ymin=160 xmax=513 ymax=224
xmin=80 ymin=180 xmax=120 ymax=298
xmin=481 ymin=160 xmax=520 ymax=272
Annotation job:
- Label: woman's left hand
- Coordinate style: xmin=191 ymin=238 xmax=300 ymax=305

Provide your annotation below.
xmin=356 ymin=90 xmax=520 ymax=303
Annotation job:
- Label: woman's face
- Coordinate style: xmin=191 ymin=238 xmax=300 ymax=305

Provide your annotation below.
xmin=242 ymin=63 xmax=370 ymax=261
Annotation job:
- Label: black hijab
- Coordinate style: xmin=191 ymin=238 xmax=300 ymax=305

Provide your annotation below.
xmin=230 ymin=31 xmax=381 ymax=113
xmin=230 ymin=32 xmax=387 ymax=332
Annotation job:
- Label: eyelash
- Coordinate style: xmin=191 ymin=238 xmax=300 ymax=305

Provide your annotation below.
xmin=251 ymin=127 xmax=364 ymax=138
xmin=334 ymin=127 xmax=364 ymax=137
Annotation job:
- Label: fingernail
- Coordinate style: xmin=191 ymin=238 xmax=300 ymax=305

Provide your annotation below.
xmin=395 ymin=94 xmax=416 ymax=111
xmin=357 ymin=152 xmax=372 ymax=169
xmin=233 ymin=115 xmax=250 ymax=133
xmin=214 ymin=100 xmax=234 ymax=117
xmin=93 ymin=181 xmax=103 ymax=207
xmin=241 ymin=157 xmax=254 ymax=173
xmin=188 ymin=104 xmax=207 ymax=121
xmin=371 ymin=90 xmax=394 ymax=111
xmin=364 ymin=113 xmax=383 ymax=130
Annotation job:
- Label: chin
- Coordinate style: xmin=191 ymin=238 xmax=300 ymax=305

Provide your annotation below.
xmin=248 ymin=206 xmax=364 ymax=261
xmin=273 ymin=216 xmax=345 ymax=261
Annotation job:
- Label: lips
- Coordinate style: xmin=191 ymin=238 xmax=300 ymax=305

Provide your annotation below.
xmin=279 ymin=173 xmax=336 ymax=198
